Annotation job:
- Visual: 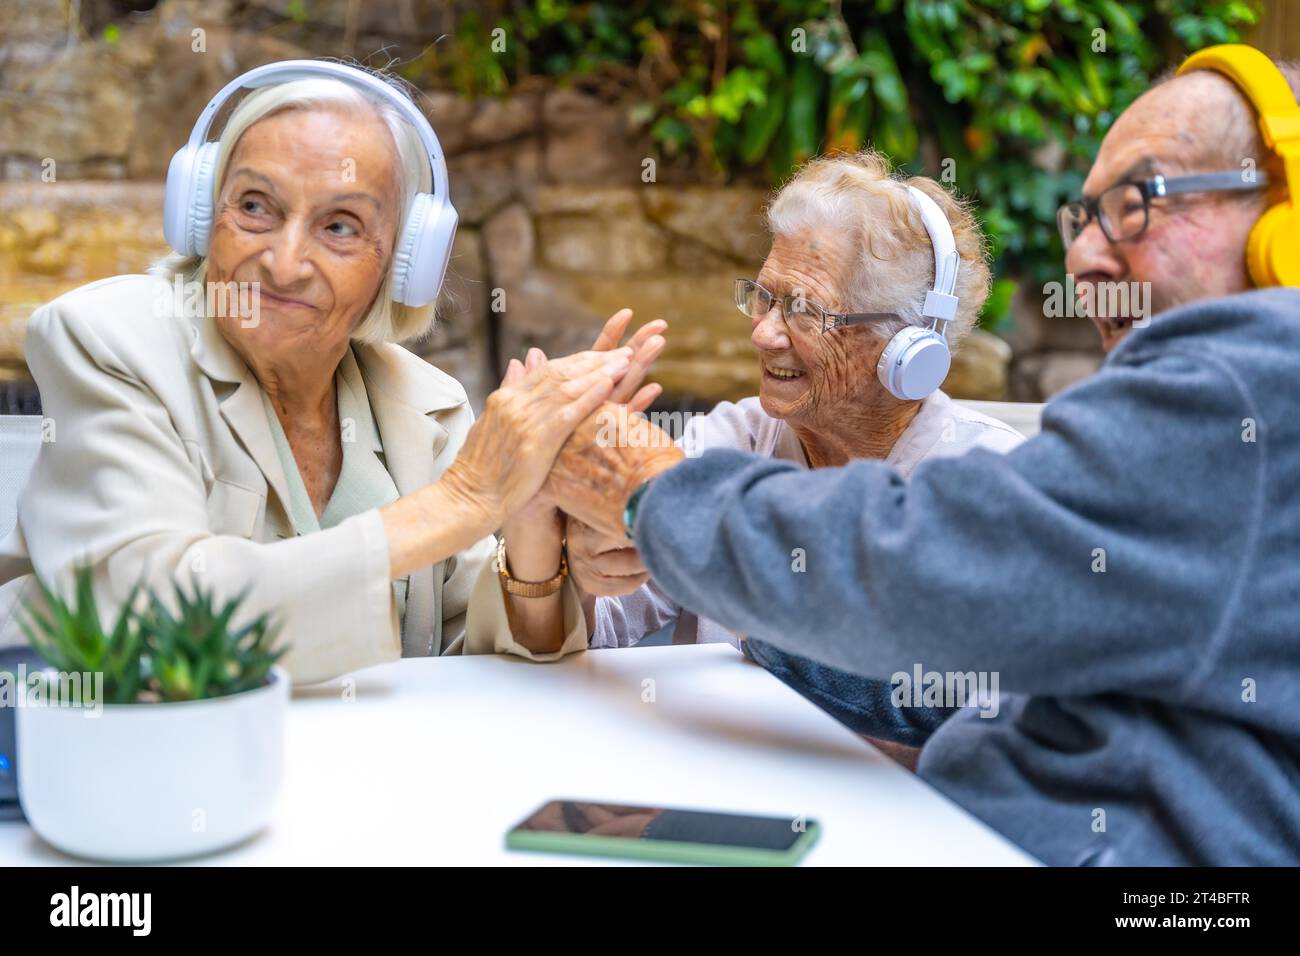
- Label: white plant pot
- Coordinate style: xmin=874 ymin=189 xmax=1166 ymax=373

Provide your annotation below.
xmin=16 ymin=666 xmax=288 ymax=862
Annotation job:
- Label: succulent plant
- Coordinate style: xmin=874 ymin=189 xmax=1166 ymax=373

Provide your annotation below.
xmin=19 ymin=567 xmax=283 ymax=705
xmin=20 ymin=568 xmax=144 ymax=705
xmin=137 ymin=586 xmax=283 ymax=702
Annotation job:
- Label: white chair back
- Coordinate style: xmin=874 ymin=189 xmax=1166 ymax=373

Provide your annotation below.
xmin=0 ymin=416 xmax=43 ymax=540
xmin=956 ymin=400 xmax=1045 ymax=438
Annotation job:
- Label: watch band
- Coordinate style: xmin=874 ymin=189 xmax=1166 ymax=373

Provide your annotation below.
xmin=496 ymin=536 xmax=567 ymax=598
xmin=623 ymin=479 xmax=652 ymax=538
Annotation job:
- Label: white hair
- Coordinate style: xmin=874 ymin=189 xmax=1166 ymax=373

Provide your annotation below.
xmin=150 ymin=70 xmax=435 ymax=344
xmin=765 ymin=150 xmax=990 ymax=346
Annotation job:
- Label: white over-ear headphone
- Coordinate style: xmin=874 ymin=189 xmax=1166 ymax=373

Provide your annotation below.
xmin=163 ymin=60 xmax=458 ymax=308
xmin=875 ymin=185 xmax=961 ymax=401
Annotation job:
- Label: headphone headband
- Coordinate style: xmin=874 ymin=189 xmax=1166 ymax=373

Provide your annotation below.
xmin=1178 ymin=44 xmax=1300 ymax=190
xmin=186 ymin=60 xmax=450 ymax=203
xmin=1177 ymin=44 xmax=1300 ymax=287
xmin=1178 ymin=45 xmax=1300 ymax=151
xmin=166 ymin=58 xmax=460 ymax=307
xmin=904 ymin=185 xmax=960 ymax=324
xmin=872 ymin=183 xmax=961 ymax=402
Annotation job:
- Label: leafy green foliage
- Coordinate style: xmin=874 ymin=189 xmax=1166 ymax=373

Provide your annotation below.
xmin=19 ymin=567 xmax=283 ymax=705
xmin=413 ymin=0 xmax=1260 ymax=328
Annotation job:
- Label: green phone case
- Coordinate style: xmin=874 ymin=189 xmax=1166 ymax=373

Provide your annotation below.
xmin=506 ymin=820 xmax=821 ymax=866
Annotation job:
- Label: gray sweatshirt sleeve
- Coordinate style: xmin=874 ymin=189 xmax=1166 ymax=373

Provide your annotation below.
xmin=633 ymin=347 xmax=1262 ymax=700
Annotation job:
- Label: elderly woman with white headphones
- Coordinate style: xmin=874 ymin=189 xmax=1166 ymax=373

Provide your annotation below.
xmin=0 ymin=61 xmax=665 ymax=683
xmin=496 ymin=149 xmax=1026 ymax=757
xmin=556 ymin=151 xmax=1024 ymax=678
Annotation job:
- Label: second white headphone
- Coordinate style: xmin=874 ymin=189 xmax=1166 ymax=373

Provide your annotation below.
xmin=163 ymin=60 xmax=458 ymax=308
xmin=875 ymin=185 xmax=961 ymax=401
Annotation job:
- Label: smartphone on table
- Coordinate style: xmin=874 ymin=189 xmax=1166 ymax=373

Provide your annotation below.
xmin=506 ymin=799 xmax=820 ymax=866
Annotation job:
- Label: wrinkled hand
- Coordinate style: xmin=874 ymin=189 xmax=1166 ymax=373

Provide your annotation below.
xmin=513 ymin=308 xmax=666 ymax=417
xmin=504 ymin=308 xmax=667 ymax=532
xmin=442 ymin=349 xmax=633 ymax=528
xmin=565 ymin=514 xmax=649 ymax=597
xmin=541 ymin=402 xmax=684 ymax=539
xmin=590 ymin=308 xmax=667 ymax=410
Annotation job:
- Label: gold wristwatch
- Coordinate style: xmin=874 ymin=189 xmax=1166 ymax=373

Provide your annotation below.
xmin=496 ymin=536 xmax=567 ymax=598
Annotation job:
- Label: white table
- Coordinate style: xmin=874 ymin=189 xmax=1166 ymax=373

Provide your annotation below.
xmin=0 ymin=644 xmax=1036 ymax=865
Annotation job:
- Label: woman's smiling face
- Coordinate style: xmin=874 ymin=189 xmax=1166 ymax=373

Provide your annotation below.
xmin=206 ymin=104 xmax=401 ymax=365
xmin=750 ymin=230 xmax=888 ymax=428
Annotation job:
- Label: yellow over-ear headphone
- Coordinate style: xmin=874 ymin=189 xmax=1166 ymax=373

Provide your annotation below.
xmin=1177 ymin=43 xmax=1300 ymax=287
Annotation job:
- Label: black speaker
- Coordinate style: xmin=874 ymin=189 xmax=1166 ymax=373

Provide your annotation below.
xmin=0 ymin=646 xmax=47 ymax=821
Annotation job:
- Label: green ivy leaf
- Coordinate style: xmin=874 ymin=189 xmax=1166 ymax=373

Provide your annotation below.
xmin=785 ymin=55 xmax=824 ymax=166
xmin=739 ymin=78 xmax=788 ymax=165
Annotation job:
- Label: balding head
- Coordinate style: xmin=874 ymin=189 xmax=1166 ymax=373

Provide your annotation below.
xmin=1151 ymin=61 xmax=1300 ymax=194
xmin=1065 ymin=56 xmax=1298 ymax=352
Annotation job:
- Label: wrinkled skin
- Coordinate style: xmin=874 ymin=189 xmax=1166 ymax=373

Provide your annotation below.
xmin=751 ymin=231 xmax=918 ymax=467
xmin=491 ymin=310 xmax=666 ymax=647
xmin=443 ymin=349 xmax=635 ymax=525
xmin=541 ymin=404 xmax=683 ymax=541
xmin=208 ymin=106 xmax=400 ymax=375
xmin=1066 ymin=71 xmax=1270 ymax=353
xmin=207 ymin=105 xmax=401 ymax=513
xmin=203 ymin=104 xmax=657 ymax=656
xmin=562 ymin=229 xmax=919 ymax=598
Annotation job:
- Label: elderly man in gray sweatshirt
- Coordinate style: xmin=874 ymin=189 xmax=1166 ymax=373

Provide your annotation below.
xmin=542 ymin=47 xmax=1300 ymax=866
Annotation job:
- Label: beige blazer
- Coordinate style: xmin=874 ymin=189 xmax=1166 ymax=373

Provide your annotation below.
xmin=0 ymin=274 xmax=585 ymax=684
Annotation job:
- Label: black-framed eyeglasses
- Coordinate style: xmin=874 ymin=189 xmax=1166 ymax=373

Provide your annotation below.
xmin=734 ymin=279 xmax=900 ymax=335
xmin=1057 ymin=170 xmax=1270 ymax=249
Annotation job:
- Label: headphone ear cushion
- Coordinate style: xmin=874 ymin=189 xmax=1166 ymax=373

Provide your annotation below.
xmin=1247 ymin=203 xmax=1300 ymax=288
xmin=390 ymin=193 xmax=458 ymax=307
xmin=188 ymin=142 xmax=220 ymax=257
xmin=389 ymin=193 xmax=428 ymax=306
xmin=163 ymin=146 xmax=195 ymax=255
xmin=877 ymin=326 xmax=951 ymax=401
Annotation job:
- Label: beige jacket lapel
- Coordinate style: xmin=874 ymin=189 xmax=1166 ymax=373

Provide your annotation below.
xmin=355 ymin=342 xmax=464 ymax=656
xmin=189 ymin=313 xmax=294 ymax=524
xmin=190 ymin=309 xmax=468 ymax=657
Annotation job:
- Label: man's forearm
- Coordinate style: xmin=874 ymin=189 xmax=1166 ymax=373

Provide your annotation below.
xmin=629 ymin=431 xmax=1245 ymax=700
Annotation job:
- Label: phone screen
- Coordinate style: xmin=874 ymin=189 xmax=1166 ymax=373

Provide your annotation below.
xmin=507 ymin=800 xmax=819 ymax=865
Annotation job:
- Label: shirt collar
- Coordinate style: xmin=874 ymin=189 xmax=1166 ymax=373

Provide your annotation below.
xmin=336 ymin=346 xmax=384 ymax=454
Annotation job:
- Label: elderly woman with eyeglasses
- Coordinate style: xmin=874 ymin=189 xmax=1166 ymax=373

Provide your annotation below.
xmin=550 ymin=150 xmax=1026 ymax=748
xmin=0 ymin=63 xmax=665 ymax=684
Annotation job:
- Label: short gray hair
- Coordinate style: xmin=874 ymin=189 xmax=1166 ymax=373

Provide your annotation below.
xmin=766 ymin=149 xmax=990 ymax=347
xmin=150 ymin=68 xmax=435 ymax=344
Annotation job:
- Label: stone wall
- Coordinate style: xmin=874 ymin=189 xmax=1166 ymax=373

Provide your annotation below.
xmin=0 ymin=176 xmax=1015 ymax=411
xmin=1 ymin=0 xmax=1047 ymax=414
xmin=0 ymin=182 xmax=167 ymax=386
